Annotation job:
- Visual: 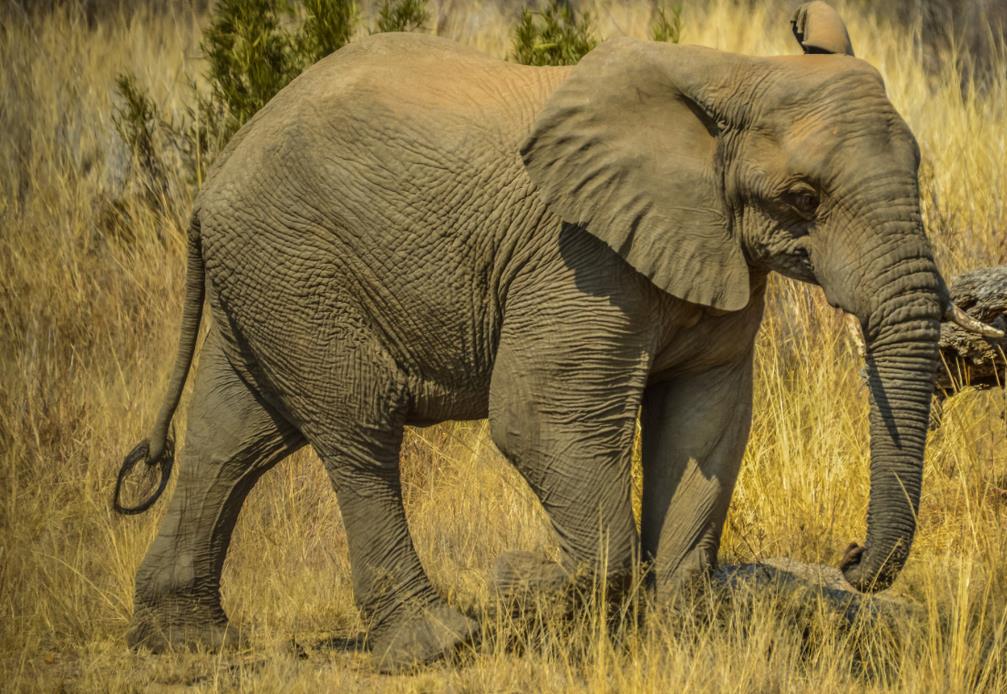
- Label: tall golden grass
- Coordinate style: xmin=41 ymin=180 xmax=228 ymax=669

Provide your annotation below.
xmin=1 ymin=1 xmax=1005 ymax=691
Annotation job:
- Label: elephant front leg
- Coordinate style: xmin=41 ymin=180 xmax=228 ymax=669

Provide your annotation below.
xmin=640 ymin=356 xmax=753 ymax=600
xmin=487 ymin=325 xmax=650 ymax=611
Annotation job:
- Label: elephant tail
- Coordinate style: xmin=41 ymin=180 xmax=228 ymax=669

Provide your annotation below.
xmin=113 ymin=215 xmax=205 ymax=515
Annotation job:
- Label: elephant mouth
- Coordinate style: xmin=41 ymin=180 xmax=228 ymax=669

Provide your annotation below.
xmin=793 ymin=242 xmax=814 ymax=273
xmin=783 ymin=235 xmax=816 ymax=280
xmin=748 ymin=226 xmax=816 ymax=281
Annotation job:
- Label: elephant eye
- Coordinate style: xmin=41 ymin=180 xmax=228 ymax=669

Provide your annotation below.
xmin=782 ymin=187 xmax=820 ymax=218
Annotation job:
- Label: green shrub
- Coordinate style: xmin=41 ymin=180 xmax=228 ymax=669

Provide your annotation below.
xmin=112 ymin=73 xmax=169 ymax=208
xmin=201 ymin=0 xmax=365 ymax=139
xmin=651 ymin=2 xmax=683 ymax=43
xmin=511 ymin=1 xmax=597 ymax=66
xmin=299 ymin=0 xmax=360 ymax=63
xmin=112 ymin=0 xmax=428 ymax=196
xmin=200 ymin=0 xmax=305 ymax=138
xmin=375 ymin=0 xmax=428 ymax=33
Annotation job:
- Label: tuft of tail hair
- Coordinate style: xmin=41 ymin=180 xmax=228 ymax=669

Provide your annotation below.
xmin=112 ymin=435 xmax=176 ymax=515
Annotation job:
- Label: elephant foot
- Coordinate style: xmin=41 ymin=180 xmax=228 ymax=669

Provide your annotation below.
xmin=492 ymin=550 xmax=582 ymax=622
xmin=494 ymin=551 xmax=572 ymax=601
xmin=493 ymin=551 xmax=638 ymax=628
xmin=127 ymin=598 xmax=243 ymax=654
xmin=369 ymin=603 xmax=479 ymax=674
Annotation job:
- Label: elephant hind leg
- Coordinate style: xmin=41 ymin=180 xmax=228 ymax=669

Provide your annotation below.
xmin=128 ymin=327 xmax=304 ymax=653
xmin=305 ymin=357 xmax=477 ymax=673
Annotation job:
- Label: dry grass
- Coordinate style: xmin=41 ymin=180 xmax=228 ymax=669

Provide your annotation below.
xmin=2 ymin=0 xmax=1006 ymax=691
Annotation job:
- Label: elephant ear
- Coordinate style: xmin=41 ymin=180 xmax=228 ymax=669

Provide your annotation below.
xmin=790 ymin=1 xmax=855 ymax=56
xmin=520 ymin=38 xmax=750 ymax=311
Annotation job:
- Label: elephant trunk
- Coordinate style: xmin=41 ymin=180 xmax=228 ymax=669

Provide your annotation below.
xmin=838 ymin=234 xmax=942 ymax=592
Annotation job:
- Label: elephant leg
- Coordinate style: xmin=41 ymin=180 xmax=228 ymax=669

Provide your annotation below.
xmin=128 ymin=327 xmax=304 ymax=653
xmin=640 ymin=354 xmax=754 ymax=601
xmin=306 ymin=353 xmax=477 ymax=673
xmin=488 ymin=329 xmax=648 ymax=609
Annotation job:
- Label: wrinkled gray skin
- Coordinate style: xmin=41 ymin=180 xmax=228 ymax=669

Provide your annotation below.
xmin=122 ymin=29 xmax=946 ymax=671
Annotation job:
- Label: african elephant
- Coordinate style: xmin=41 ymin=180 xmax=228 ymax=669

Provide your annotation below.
xmin=114 ymin=16 xmax=1001 ymax=673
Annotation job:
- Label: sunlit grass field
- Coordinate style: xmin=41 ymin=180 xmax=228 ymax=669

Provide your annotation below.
xmin=1 ymin=1 xmax=1005 ymax=691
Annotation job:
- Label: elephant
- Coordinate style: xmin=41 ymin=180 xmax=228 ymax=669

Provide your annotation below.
xmin=113 ymin=6 xmax=1003 ymax=673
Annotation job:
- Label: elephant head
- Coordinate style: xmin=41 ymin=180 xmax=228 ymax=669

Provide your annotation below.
xmin=521 ymin=35 xmax=999 ymax=591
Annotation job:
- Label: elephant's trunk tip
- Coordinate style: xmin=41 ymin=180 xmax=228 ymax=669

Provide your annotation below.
xmin=838 ymin=539 xmax=907 ymax=593
xmin=112 ymin=436 xmax=175 ymax=515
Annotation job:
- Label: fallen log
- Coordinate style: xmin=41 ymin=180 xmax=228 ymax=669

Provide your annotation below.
xmin=714 ymin=557 xmax=917 ymax=624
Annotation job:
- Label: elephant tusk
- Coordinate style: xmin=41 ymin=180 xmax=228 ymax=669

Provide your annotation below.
xmin=945 ymin=303 xmax=1005 ymax=339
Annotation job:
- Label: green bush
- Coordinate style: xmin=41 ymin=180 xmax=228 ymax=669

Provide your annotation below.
xmin=651 ymin=2 xmax=683 ymax=43
xmin=199 ymin=0 xmax=368 ymax=140
xmin=113 ymin=0 xmax=427 ymax=192
xmin=112 ymin=73 xmax=169 ymax=209
xmin=299 ymin=0 xmax=360 ymax=64
xmin=200 ymin=0 xmax=306 ymax=138
xmin=375 ymin=0 xmax=428 ymax=33
xmin=511 ymin=1 xmax=597 ymax=66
